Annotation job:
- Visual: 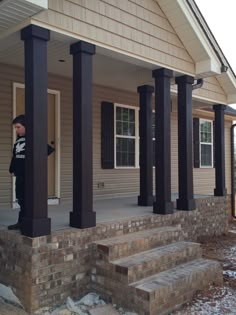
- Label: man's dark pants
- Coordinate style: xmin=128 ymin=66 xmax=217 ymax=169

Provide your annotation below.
xmin=15 ymin=176 xmax=25 ymax=223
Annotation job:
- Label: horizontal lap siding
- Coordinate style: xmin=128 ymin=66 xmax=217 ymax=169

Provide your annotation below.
xmin=0 ymin=66 xmax=22 ymax=206
xmin=0 ymin=64 xmax=232 ymax=208
xmin=193 ymin=77 xmax=227 ymax=104
xmin=93 ymin=85 xmax=140 ymax=199
xmin=32 ymin=0 xmax=195 ymax=74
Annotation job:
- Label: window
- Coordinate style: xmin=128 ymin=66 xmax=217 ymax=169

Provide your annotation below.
xmin=200 ymin=119 xmax=213 ymax=167
xmin=115 ymin=106 xmax=138 ymax=167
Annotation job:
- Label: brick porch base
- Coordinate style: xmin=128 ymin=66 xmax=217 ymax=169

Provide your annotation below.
xmin=0 ymin=196 xmax=228 ymax=312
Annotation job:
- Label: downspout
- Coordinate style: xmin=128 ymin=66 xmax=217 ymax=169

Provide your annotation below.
xmin=231 ymin=124 xmax=236 ymax=218
xmin=192 ymin=78 xmax=203 ymax=90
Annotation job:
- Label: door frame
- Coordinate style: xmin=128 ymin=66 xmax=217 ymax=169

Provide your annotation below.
xmin=12 ymin=82 xmax=61 ymax=204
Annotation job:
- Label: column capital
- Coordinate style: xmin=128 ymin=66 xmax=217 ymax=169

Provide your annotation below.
xmin=137 ymin=85 xmax=154 ymax=94
xmin=175 ymin=75 xmax=194 ymax=85
xmin=152 ymin=68 xmax=173 ymax=79
xmin=213 ymin=104 xmax=227 ymax=111
xmin=70 ymin=41 xmax=96 ymax=55
xmin=21 ymin=24 xmax=50 ymax=41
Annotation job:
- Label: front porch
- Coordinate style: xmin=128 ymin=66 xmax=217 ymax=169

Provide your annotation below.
xmin=0 ymin=194 xmax=215 ymax=231
xmin=0 ymin=20 xmax=230 ymax=237
xmin=0 ymin=194 xmax=228 ymax=313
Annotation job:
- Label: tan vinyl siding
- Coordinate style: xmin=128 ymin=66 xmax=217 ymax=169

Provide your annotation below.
xmin=0 ymin=63 xmax=232 ymax=208
xmin=171 ymin=76 xmax=227 ymax=104
xmin=31 ymin=0 xmax=195 ymax=74
xmin=193 ymin=77 xmax=227 ymax=104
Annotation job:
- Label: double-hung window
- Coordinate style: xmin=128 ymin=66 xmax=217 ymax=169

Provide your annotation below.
xmin=200 ymin=119 xmax=213 ymax=167
xmin=115 ymin=105 xmax=138 ymax=167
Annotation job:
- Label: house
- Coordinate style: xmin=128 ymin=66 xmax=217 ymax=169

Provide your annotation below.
xmin=0 ymin=0 xmax=236 ymax=313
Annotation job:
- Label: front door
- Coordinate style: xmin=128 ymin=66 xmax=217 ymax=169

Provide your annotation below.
xmin=14 ymin=86 xmax=57 ymax=199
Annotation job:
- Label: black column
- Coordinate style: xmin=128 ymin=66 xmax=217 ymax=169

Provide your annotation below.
xmin=176 ymin=75 xmax=196 ymax=210
xmin=213 ymin=104 xmax=227 ymax=196
xmin=70 ymin=41 xmax=96 ymax=228
xmin=152 ymin=68 xmax=174 ymax=214
xmin=138 ymin=85 xmax=154 ymax=206
xmin=21 ymin=25 xmax=51 ymax=237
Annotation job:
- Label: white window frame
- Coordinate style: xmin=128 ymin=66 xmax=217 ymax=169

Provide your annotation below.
xmin=152 ymin=110 xmax=156 ymax=168
xmin=114 ymin=103 xmax=139 ymax=169
xmin=199 ymin=118 xmax=213 ymax=168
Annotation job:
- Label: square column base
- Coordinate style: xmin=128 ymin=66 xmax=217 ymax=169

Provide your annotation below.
xmin=177 ymin=198 xmax=196 ymax=211
xmin=153 ymin=201 xmax=174 ymax=214
xmin=70 ymin=211 xmax=96 ymax=229
xmin=138 ymin=195 xmax=153 ymax=206
xmin=214 ymin=188 xmax=227 ymax=197
xmin=21 ymin=217 xmax=51 ymax=237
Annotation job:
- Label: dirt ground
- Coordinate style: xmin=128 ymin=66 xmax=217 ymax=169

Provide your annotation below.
xmin=172 ymin=220 xmax=236 ymax=315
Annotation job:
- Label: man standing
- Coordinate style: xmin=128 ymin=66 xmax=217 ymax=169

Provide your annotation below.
xmin=8 ymin=115 xmax=54 ymax=230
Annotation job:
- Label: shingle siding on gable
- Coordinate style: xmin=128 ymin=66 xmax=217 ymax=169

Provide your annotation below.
xmin=32 ymin=0 xmax=195 ymax=74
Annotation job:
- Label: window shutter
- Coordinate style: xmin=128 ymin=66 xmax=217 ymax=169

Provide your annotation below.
xmin=101 ymin=101 xmax=114 ymax=169
xmin=213 ymin=121 xmax=215 ymax=167
xmin=193 ymin=118 xmax=200 ymax=168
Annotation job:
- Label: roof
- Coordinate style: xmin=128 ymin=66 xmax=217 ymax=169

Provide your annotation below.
xmin=157 ymin=0 xmax=236 ymax=104
xmin=203 ymin=106 xmax=236 ymax=118
xmin=225 ymin=106 xmax=236 ymax=117
xmin=189 ymin=0 xmax=236 ymax=78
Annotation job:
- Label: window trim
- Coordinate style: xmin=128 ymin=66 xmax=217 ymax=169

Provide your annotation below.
xmin=152 ymin=110 xmax=156 ymax=168
xmin=199 ymin=118 xmax=214 ymax=168
xmin=114 ymin=103 xmax=139 ymax=169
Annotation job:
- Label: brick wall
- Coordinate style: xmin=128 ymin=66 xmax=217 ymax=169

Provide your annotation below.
xmin=0 ymin=196 xmax=228 ymax=312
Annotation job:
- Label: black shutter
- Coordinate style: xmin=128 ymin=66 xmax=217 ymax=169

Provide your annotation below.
xmin=193 ymin=118 xmax=200 ymax=168
xmin=101 ymin=101 xmax=114 ymax=169
xmin=213 ymin=121 xmax=215 ymax=167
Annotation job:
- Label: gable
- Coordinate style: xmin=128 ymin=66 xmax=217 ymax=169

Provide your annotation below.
xmin=32 ymin=0 xmax=195 ymax=74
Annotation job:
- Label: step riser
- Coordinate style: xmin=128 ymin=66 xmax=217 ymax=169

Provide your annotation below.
xmin=97 ymin=229 xmax=183 ymax=261
xmin=92 ymin=227 xmax=223 ymax=315
xmin=132 ymin=261 xmax=223 ymax=315
xmin=114 ymin=244 xmax=202 ymax=283
xmin=94 ymin=244 xmax=202 ymax=285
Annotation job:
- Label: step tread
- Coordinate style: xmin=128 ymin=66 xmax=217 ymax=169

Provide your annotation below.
xmin=130 ymin=258 xmax=220 ymax=291
xmin=112 ymin=241 xmax=200 ymax=267
xmin=94 ymin=226 xmax=181 ymax=247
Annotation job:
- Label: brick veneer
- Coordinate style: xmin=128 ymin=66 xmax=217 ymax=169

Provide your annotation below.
xmin=0 ymin=196 xmax=228 ymax=312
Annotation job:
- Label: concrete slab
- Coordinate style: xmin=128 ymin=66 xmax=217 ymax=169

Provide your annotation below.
xmin=0 ymin=300 xmax=28 ymax=315
xmin=0 ymin=194 xmax=211 ymax=231
xmin=89 ymin=305 xmax=120 ymax=315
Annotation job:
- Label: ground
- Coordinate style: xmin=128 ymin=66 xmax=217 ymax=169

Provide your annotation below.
xmin=172 ymin=221 xmax=236 ymax=315
xmin=1 ymin=222 xmax=236 ymax=315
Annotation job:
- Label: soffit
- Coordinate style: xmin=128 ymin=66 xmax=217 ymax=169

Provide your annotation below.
xmin=0 ymin=0 xmax=47 ymax=33
xmin=156 ymin=0 xmax=222 ymax=77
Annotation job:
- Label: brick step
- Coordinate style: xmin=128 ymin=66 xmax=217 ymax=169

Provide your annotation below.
xmin=94 ymin=226 xmax=183 ymax=261
xmin=112 ymin=241 xmax=202 ymax=283
xmin=129 ymin=258 xmax=222 ymax=315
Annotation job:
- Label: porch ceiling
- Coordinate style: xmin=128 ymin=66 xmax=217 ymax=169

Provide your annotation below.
xmin=0 ymin=29 xmax=218 ymax=110
xmin=0 ymin=29 xmax=157 ymax=92
xmin=0 ymin=0 xmax=48 ymax=32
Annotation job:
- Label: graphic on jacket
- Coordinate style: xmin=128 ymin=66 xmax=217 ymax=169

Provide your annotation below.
xmin=16 ymin=142 xmax=25 ymax=154
xmin=9 ymin=136 xmax=54 ymax=177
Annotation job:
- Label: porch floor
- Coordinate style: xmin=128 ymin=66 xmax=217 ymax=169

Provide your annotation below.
xmin=0 ymin=194 xmax=211 ymax=231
